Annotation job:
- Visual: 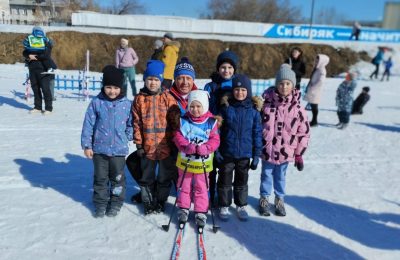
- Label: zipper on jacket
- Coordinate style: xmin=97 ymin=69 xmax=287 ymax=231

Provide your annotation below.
xmin=152 ymin=95 xmax=159 ymax=158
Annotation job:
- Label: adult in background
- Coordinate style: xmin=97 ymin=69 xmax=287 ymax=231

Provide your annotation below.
xmin=161 ymin=32 xmax=181 ymax=89
xmin=303 ymin=54 xmax=330 ymax=127
xmin=151 ymin=39 xmax=164 ymax=60
xmin=115 ymin=38 xmax=139 ymax=97
xmin=284 ymin=46 xmax=306 ymax=91
xmin=22 ymin=26 xmax=55 ymax=115
xmin=369 ymin=47 xmax=385 ymax=80
xmin=349 ymin=22 xmax=362 ymax=41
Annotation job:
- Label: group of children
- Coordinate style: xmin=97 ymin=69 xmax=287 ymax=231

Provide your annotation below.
xmin=84 ymin=46 xmax=386 ymax=226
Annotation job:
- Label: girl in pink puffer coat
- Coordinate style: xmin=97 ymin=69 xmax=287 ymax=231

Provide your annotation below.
xmin=259 ymin=64 xmax=310 ymax=217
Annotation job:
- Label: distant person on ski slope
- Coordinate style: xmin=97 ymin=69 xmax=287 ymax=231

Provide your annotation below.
xmin=352 ymin=86 xmax=370 ymax=115
xmin=349 ymin=22 xmax=362 ymax=41
xmin=22 ymin=26 xmax=57 ymax=114
xmin=173 ymin=90 xmax=220 ymax=227
xmin=203 ymin=50 xmax=239 ymax=207
xmin=115 ymin=38 xmax=139 ymax=97
xmin=81 ymin=65 xmax=133 ymax=218
xmin=259 ymin=64 xmax=310 ymax=217
xmin=369 ymin=47 xmax=385 ymax=80
xmin=161 ymin=32 xmax=181 ymax=90
xmin=216 ymin=74 xmax=262 ymax=222
xmin=284 ymin=46 xmax=306 ymax=91
xmin=335 ymin=72 xmax=358 ymax=130
xmin=132 ymin=60 xmax=180 ymax=215
xmin=381 ymin=57 xmax=393 ymax=81
xmin=151 ymin=39 xmax=164 ymax=60
xmin=303 ymin=54 xmax=330 ymax=127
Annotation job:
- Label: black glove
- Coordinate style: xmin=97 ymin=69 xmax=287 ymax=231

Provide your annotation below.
xmin=215 ymin=151 xmax=224 ymax=166
xmin=136 ymin=145 xmax=145 ymax=158
xmin=250 ymin=157 xmax=259 ymax=170
xmin=294 ymin=155 xmax=304 ymax=171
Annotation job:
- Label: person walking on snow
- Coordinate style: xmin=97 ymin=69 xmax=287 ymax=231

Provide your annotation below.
xmin=259 ymin=64 xmax=310 ymax=217
xmin=216 ymin=74 xmax=262 ymax=221
xmin=381 ymin=57 xmax=393 ymax=81
xmin=81 ymin=65 xmax=133 ymax=218
xmin=115 ymin=38 xmax=139 ymax=97
xmin=173 ymin=90 xmax=220 ymax=227
xmin=369 ymin=47 xmax=385 ymax=80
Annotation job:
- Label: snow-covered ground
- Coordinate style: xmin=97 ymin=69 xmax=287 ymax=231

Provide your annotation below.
xmin=1 ymin=23 xmax=400 ymax=258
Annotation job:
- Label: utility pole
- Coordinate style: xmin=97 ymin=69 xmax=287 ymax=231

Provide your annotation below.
xmin=309 ymin=0 xmax=315 ymax=39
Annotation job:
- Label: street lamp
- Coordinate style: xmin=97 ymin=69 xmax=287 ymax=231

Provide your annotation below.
xmin=309 ymin=0 xmax=315 ymax=39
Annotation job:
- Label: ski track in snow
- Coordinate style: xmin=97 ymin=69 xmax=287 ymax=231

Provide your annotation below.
xmin=1 ymin=44 xmax=400 ymax=260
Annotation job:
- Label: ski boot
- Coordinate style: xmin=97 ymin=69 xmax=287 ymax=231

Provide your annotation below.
xmin=195 ymin=213 xmax=207 ymax=228
xmin=177 ymin=208 xmax=189 ymax=223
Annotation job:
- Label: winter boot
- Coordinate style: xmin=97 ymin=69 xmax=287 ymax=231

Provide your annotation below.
xmin=219 ymin=207 xmax=230 ymax=221
xmin=154 ymin=201 xmax=166 ymax=213
xmin=259 ymin=196 xmax=270 ymax=216
xmin=94 ymin=206 xmax=106 ymax=218
xmin=106 ymin=206 xmax=121 ymax=217
xmin=177 ymin=208 xmax=189 ymax=223
xmin=274 ymin=197 xmax=286 ymax=217
xmin=143 ymin=202 xmax=154 ymax=215
xmin=236 ymin=206 xmax=249 ymax=221
xmin=195 ymin=213 xmax=207 ymax=227
xmin=338 ymin=123 xmax=348 ymax=130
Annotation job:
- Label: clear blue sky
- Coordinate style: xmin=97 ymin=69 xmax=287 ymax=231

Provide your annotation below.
xmin=118 ymin=0 xmax=400 ymax=22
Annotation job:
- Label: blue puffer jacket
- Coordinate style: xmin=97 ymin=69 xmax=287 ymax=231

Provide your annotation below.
xmin=219 ymin=96 xmax=263 ymax=159
xmin=81 ymin=93 xmax=133 ymax=156
xmin=204 ymin=72 xmax=234 ymax=115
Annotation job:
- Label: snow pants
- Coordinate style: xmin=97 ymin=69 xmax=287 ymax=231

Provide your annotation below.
xmin=337 ymin=111 xmax=350 ymax=124
xmin=177 ymin=169 xmax=209 ymax=213
xmin=217 ymin=158 xmax=250 ymax=207
xmin=29 ymin=68 xmax=53 ymax=111
xmin=92 ymin=154 xmax=126 ymax=210
xmin=260 ymin=160 xmax=288 ymax=199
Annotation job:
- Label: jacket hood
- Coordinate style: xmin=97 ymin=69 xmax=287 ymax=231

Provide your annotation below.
xmin=165 ymin=40 xmax=181 ymax=50
xmin=316 ymin=54 xmax=330 ymax=70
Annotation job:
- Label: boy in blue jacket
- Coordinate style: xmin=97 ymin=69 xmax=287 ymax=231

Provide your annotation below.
xmin=217 ymin=74 xmax=263 ymax=221
xmin=81 ymin=65 xmax=133 ymax=218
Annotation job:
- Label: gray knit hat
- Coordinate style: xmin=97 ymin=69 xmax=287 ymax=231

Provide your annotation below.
xmin=275 ymin=64 xmax=296 ymax=86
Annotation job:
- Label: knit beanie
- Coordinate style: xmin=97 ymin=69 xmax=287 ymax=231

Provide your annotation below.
xmin=164 ymin=32 xmax=174 ymax=40
xmin=232 ymin=74 xmax=252 ymax=98
xmin=174 ymin=57 xmax=195 ymax=80
xmin=188 ymin=90 xmax=209 ymax=115
xmin=216 ymin=50 xmax=238 ymax=71
xmin=102 ymin=65 xmax=124 ymax=88
xmin=154 ymin=39 xmax=163 ymax=49
xmin=143 ymin=60 xmax=165 ymax=81
xmin=275 ymin=64 xmax=296 ymax=86
xmin=32 ymin=26 xmax=45 ymax=37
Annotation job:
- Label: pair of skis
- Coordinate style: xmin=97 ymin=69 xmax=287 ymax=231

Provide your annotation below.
xmin=170 ymin=221 xmax=207 ymax=260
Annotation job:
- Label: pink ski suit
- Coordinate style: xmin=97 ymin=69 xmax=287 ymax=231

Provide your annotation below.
xmin=261 ymin=87 xmax=310 ymax=164
xmin=173 ymin=111 xmax=220 ymax=213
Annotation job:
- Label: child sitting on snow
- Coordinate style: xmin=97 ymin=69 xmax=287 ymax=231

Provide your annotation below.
xmin=173 ymin=90 xmax=220 ymax=227
xmin=352 ymin=86 xmax=370 ymax=115
xmin=81 ymin=65 xmax=133 ymax=218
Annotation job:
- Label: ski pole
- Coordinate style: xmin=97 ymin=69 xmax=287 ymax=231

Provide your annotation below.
xmin=201 ymin=156 xmax=220 ymax=233
xmin=162 ymin=156 xmax=191 ymax=232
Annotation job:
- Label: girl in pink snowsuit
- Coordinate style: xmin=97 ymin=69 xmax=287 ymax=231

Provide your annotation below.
xmin=173 ymin=90 xmax=220 ymax=226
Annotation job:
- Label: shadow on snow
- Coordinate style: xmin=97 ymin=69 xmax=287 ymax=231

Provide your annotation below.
xmin=354 ymin=122 xmax=400 ymax=133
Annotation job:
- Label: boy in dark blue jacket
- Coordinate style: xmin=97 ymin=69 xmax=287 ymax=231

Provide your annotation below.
xmin=217 ymin=74 xmax=263 ymax=221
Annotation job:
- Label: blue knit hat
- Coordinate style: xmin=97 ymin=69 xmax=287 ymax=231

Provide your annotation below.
xmin=216 ymin=50 xmax=239 ymax=71
xmin=174 ymin=57 xmax=195 ymax=80
xmin=232 ymin=74 xmax=252 ymax=98
xmin=143 ymin=60 xmax=165 ymax=81
xmin=32 ymin=26 xmax=45 ymax=37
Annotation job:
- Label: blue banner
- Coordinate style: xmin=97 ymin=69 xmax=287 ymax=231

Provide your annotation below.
xmin=264 ymin=24 xmax=400 ymax=43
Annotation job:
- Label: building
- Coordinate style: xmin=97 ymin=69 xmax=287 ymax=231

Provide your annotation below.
xmin=382 ymin=2 xmax=400 ymax=29
xmin=0 ymin=0 xmax=10 ymax=24
xmin=3 ymin=0 xmax=65 ymax=25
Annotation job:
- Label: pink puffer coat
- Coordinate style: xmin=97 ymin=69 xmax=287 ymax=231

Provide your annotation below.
xmin=261 ymin=87 xmax=310 ymax=164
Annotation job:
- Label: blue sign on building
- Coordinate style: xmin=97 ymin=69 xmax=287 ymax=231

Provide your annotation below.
xmin=264 ymin=24 xmax=400 ymax=43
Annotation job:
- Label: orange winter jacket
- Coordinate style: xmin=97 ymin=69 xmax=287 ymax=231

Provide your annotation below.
xmin=133 ymin=88 xmax=180 ymax=160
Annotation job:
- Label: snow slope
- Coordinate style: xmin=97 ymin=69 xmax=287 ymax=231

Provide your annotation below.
xmin=1 ymin=38 xmax=400 ymax=259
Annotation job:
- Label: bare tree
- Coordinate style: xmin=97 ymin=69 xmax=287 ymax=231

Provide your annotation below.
xmin=101 ymin=0 xmax=146 ymax=15
xmin=314 ymin=7 xmax=345 ymax=25
xmin=204 ymin=0 xmax=303 ymax=23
